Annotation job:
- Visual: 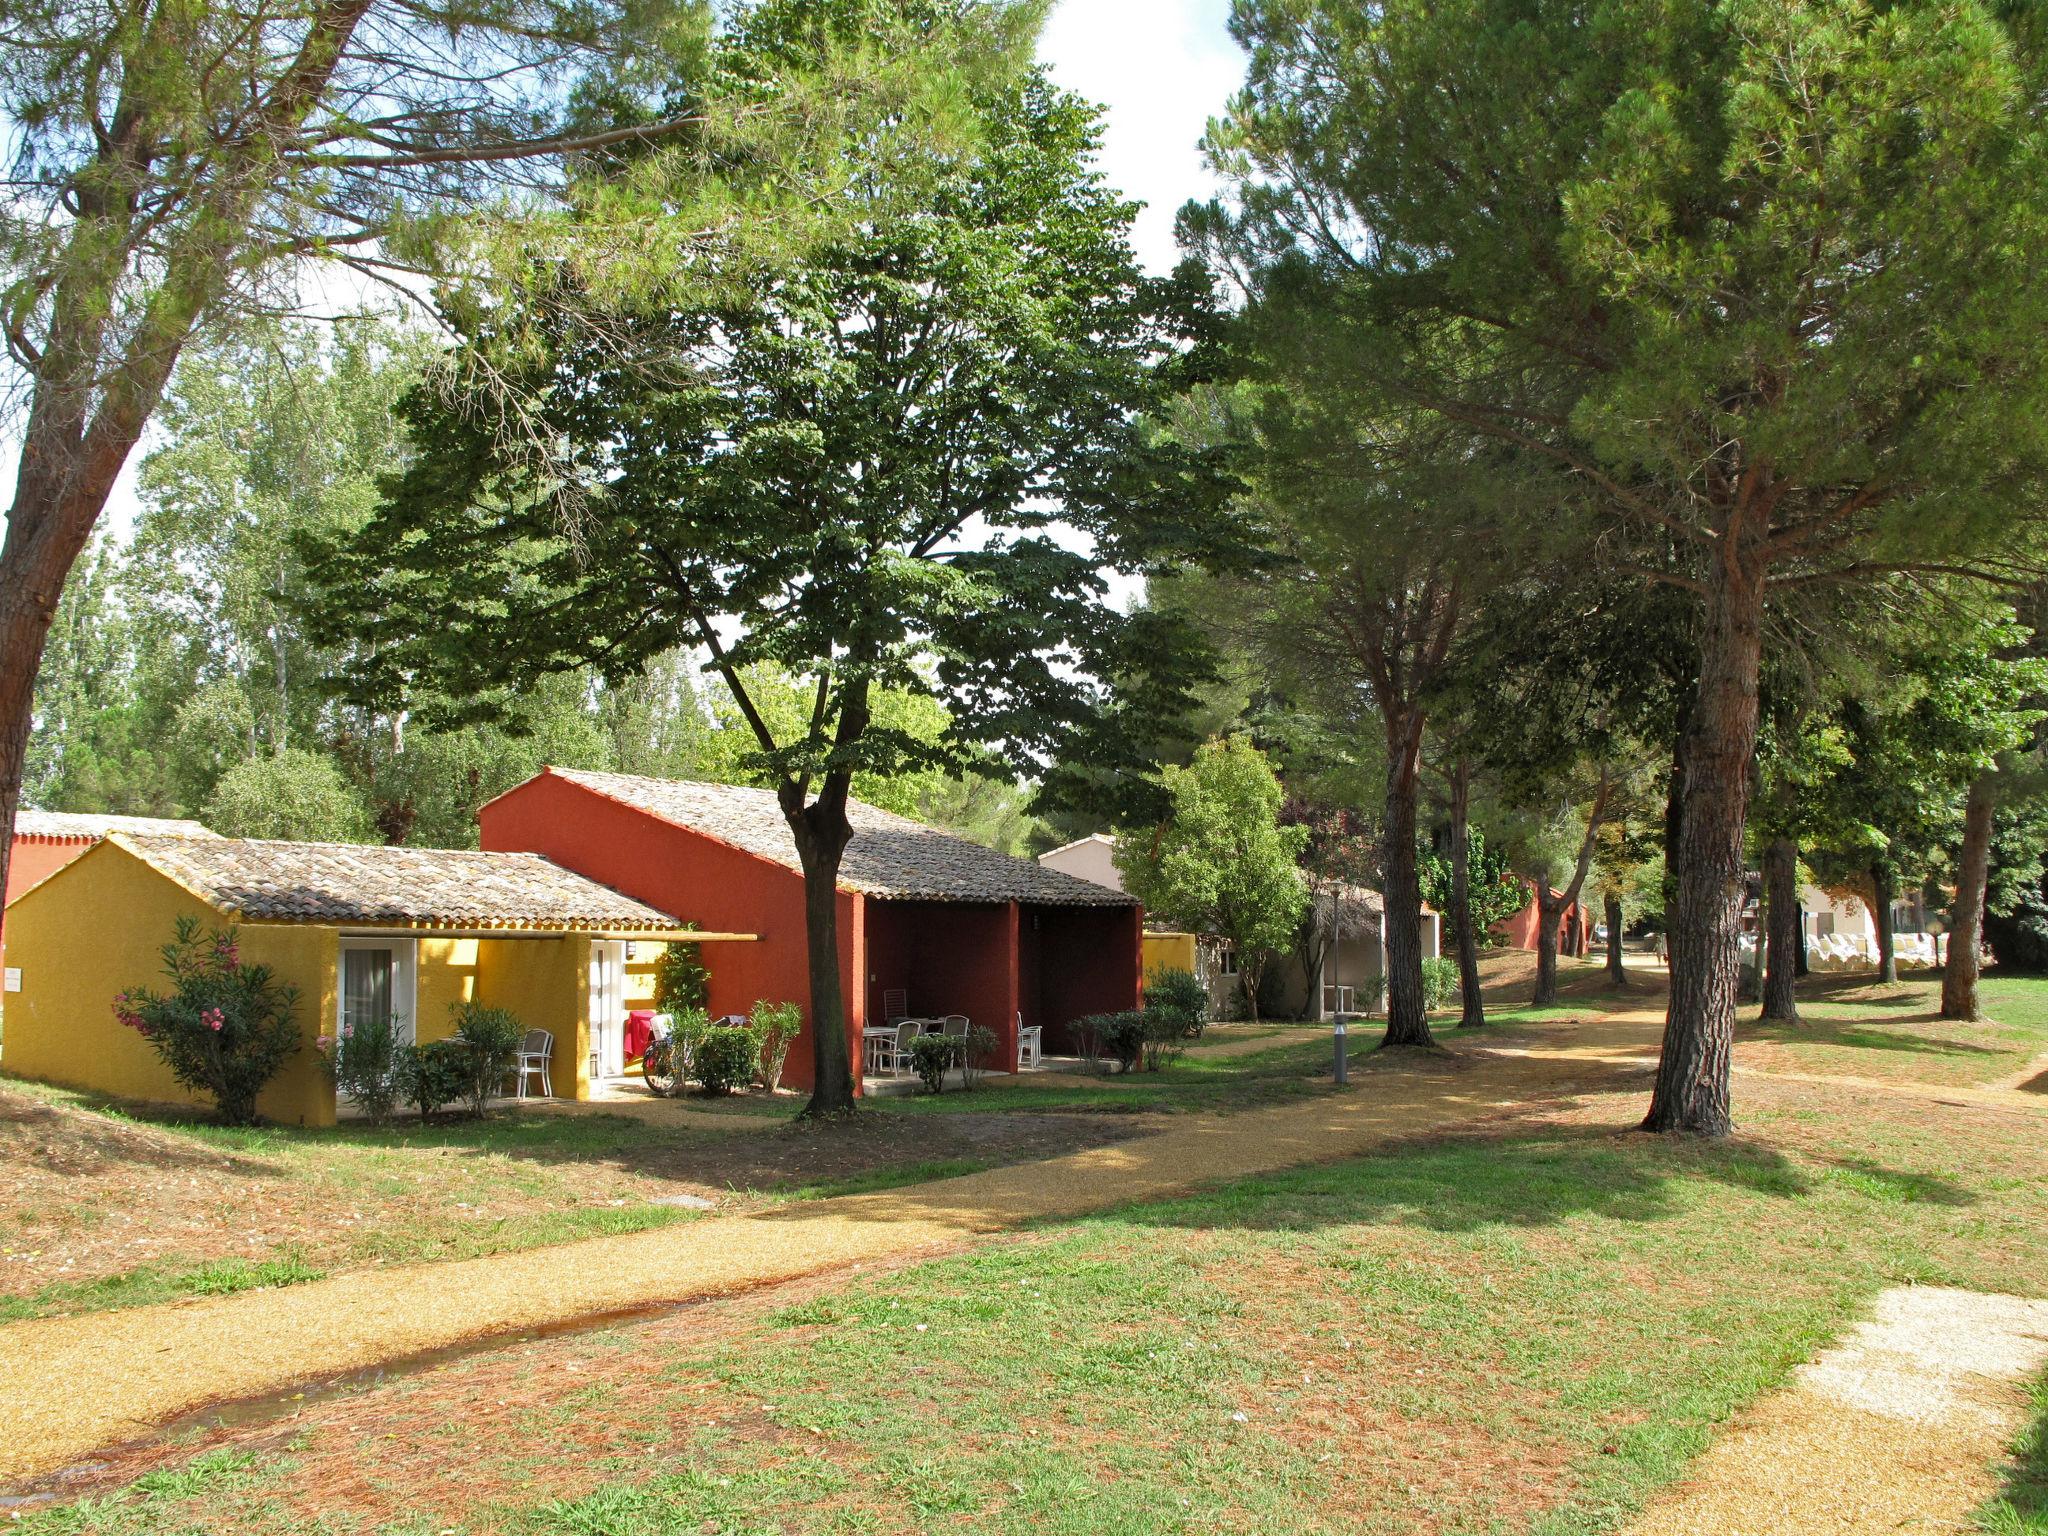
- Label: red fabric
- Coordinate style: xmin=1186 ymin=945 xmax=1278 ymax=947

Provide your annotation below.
xmin=624 ymin=1010 xmax=655 ymax=1063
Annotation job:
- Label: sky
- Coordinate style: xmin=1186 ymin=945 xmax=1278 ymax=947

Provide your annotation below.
xmin=1037 ymin=0 xmax=1243 ymax=274
xmin=5 ymin=0 xmax=1247 ymax=547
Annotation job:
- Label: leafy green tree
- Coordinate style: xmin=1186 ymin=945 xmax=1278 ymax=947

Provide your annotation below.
xmin=1116 ymin=737 xmax=1309 ymax=1018
xmin=1803 ymin=623 xmax=2044 ymax=997
xmin=305 ymin=16 xmax=1230 ymax=1114
xmin=0 ymin=0 xmax=1024 ymax=949
xmin=202 ymin=749 xmax=374 ymax=842
xmin=1201 ymin=0 xmax=2048 ymax=1132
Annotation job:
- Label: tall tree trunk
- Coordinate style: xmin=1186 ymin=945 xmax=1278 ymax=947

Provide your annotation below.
xmin=1605 ymin=893 xmax=1627 ymax=987
xmin=1450 ymin=757 xmax=1486 ymax=1027
xmin=1379 ymin=706 xmax=1436 ymax=1048
xmin=1533 ymin=869 xmax=1561 ymax=1007
xmin=1940 ymin=776 xmax=1997 ymax=1022
xmin=1871 ymin=862 xmax=1898 ymax=984
xmin=1533 ymin=770 xmax=1611 ymax=1008
xmin=786 ymin=785 xmax=859 ymax=1117
xmin=1644 ymin=537 xmax=1767 ymax=1137
xmin=0 ymin=434 xmax=156 ymax=949
xmin=1760 ymin=836 xmax=1800 ymax=1023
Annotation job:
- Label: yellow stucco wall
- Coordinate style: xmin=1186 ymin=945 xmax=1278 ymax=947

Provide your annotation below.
xmin=476 ymin=934 xmax=591 ymax=1100
xmin=414 ymin=937 xmax=479 ymax=1044
xmin=1 ymin=841 xmax=337 ymax=1126
xmin=1143 ymin=931 xmax=1199 ymax=982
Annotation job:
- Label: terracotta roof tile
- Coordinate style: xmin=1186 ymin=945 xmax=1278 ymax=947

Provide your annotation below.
xmin=16 ymin=811 xmax=219 ymax=842
xmin=550 ymin=769 xmax=1137 ymax=907
xmin=111 ymin=834 xmax=688 ymax=932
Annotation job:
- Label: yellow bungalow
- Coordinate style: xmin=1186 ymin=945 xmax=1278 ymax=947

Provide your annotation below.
xmin=1 ymin=832 xmax=750 ymax=1126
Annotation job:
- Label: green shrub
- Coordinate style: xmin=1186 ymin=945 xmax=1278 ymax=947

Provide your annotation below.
xmin=326 ymin=1010 xmax=404 ymax=1123
xmin=957 ymin=1024 xmax=998 ymax=1090
xmin=400 ymin=1038 xmax=470 ymax=1121
xmin=908 ymin=1033 xmax=958 ymax=1094
xmin=692 ymin=1025 xmax=758 ymax=1095
xmin=450 ymin=1001 xmax=523 ymax=1116
xmin=1074 ymin=1011 xmax=1145 ymax=1074
xmin=748 ymin=1001 xmax=803 ymax=1092
xmin=1139 ymin=1011 xmax=1187 ymax=1072
xmin=1420 ymin=956 xmax=1461 ymax=1011
xmin=653 ymin=931 xmax=711 ymax=1013
xmin=116 ymin=917 xmax=301 ymax=1126
xmin=1144 ymin=967 xmax=1209 ymax=1040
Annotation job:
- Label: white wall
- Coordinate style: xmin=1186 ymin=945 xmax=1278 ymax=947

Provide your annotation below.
xmin=1039 ymin=836 xmax=1126 ymax=895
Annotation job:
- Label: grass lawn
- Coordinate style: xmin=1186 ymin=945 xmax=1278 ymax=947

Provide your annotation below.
xmin=0 ymin=949 xmax=1608 ymax=1325
xmin=0 ymin=1080 xmax=1145 ymax=1323
xmin=1736 ymin=970 xmax=2048 ymax=1088
xmin=18 ymin=1046 xmax=2043 ymax=1536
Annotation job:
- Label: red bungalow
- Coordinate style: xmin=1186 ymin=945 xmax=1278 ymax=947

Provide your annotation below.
xmin=1490 ymin=881 xmax=1594 ymax=956
xmin=479 ymin=768 xmax=1143 ymax=1091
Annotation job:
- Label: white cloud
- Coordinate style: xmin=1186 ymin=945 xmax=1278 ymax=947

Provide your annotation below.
xmin=1037 ymin=0 xmax=1244 ymax=274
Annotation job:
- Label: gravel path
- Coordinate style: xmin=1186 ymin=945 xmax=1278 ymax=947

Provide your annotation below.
xmin=1621 ymin=1286 xmax=2048 ymax=1535
xmin=0 ymin=1029 xmax=1618 ymax=1485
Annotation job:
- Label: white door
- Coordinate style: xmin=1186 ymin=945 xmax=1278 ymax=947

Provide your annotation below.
xmin=339 ymin=938 xmax=417 ymax=1046
xmin=589 ymin=940 xmax=627 ymax=1079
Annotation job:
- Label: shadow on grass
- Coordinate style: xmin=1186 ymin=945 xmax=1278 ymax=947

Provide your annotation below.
xmin=1742 ymin=1022 xmax=2016 ymax=1060
xmin=1075 ymin=1124 xmax=1828 ymax=1238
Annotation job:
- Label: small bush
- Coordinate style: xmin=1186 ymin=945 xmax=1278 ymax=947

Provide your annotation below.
xmin=748 ymin=1001 xmax=803 ymax=1092
xmin=451 ymin=1001 xmax=524 ymax=1117
xmin=908 ymin=1033 xmax=958 ymax=1094
xmin=327 ymin=1010 xmax=404 ymax=1123
xmin=957 ymin=1024 xmax=998 ymax=1090
xmin=653 ymin=932 xmax=711 ymax=1013
xmin=400 ymin=1038 xmax=470 ymax=1121
xmin=1420 ymin=956 xmax=1461 ymax=1012
xmin=1139 ymin=1011 xmax=1187 ymax=1072
xmin=117 ymin=917 xmax=301 ymax=1126
xmin=693 ymin=1025 xmax=758 ymax=1096
xmin=1145 ymin=968 xmax=1209 ymax=1040
xmin=1074 ymin=1011 xmax=1145 ymax=1074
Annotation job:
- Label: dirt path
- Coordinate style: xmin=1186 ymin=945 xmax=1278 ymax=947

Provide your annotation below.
xmin=1621 ymin=1286 xmax=2048 ymax=1535
xmin=0 ymin=1027 xmax=1640 ymax=1486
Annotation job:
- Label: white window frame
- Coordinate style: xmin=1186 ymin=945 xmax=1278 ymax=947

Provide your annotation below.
xmin=338 ymin=936 xmax=419 ymax=1047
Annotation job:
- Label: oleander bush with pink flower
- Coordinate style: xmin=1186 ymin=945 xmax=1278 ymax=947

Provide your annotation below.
xmin=114 ymin=916 xmax=301 ymax=1125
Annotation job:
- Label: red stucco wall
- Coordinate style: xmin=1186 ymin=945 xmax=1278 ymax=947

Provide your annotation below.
xmin=1032 ymin=902 xmax=1143 ymax=1053
xmin=863 ymin=900 xmax=1021 ymax=1069
xmin=1491 ymin=884 xmax=1592 ymax=955
xmin=478 ymin=772 xmax=862 ymax=1093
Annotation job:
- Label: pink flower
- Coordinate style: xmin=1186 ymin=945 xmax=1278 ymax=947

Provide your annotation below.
xmin=202 ymin=1007 xmax=225 ymax=1032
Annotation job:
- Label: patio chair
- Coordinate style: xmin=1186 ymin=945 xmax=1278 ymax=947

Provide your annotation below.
xmin=882 ymin=988 xmax=909 ymax=1023
xmin=1016 ymin=1010 xmax=1042 ymax=1070
xmin=942 ymin=1014 xmax=970 ymax=1035
xmin=890 ymin=1019 xmax=928 ymax=1076
xmin=510 ymin=1030 xmax=554 ymax=1098
xmin=863 ymin=1021 xmax=900 ymax=1078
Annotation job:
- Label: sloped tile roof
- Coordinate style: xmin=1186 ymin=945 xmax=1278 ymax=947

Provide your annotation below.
xmin=110 ymin=834 xmax=691 ymax=932
xmin=16 ymin=810 xmax=219 ymax=842
xmin=548 ymin=769 xmax=1137 ymax=907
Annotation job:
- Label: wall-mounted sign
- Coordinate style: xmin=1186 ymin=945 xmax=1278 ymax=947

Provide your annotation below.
xmin=3 ymin=968 xmax=19 ymax=993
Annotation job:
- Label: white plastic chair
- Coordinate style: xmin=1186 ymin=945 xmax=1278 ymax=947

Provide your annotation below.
xmin=511 ymin=1029 xmax=554 ymax=1098
xmin=863 ymin=1022 xmax=900 ymax=1077
xmin=883 ymin=989 xmax=909 ymax=1023
xmin=942 ymin=1014 xmax=970 ymax=1036
xmin=1016 ymin=1010 xmax=1042 ymax=1070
